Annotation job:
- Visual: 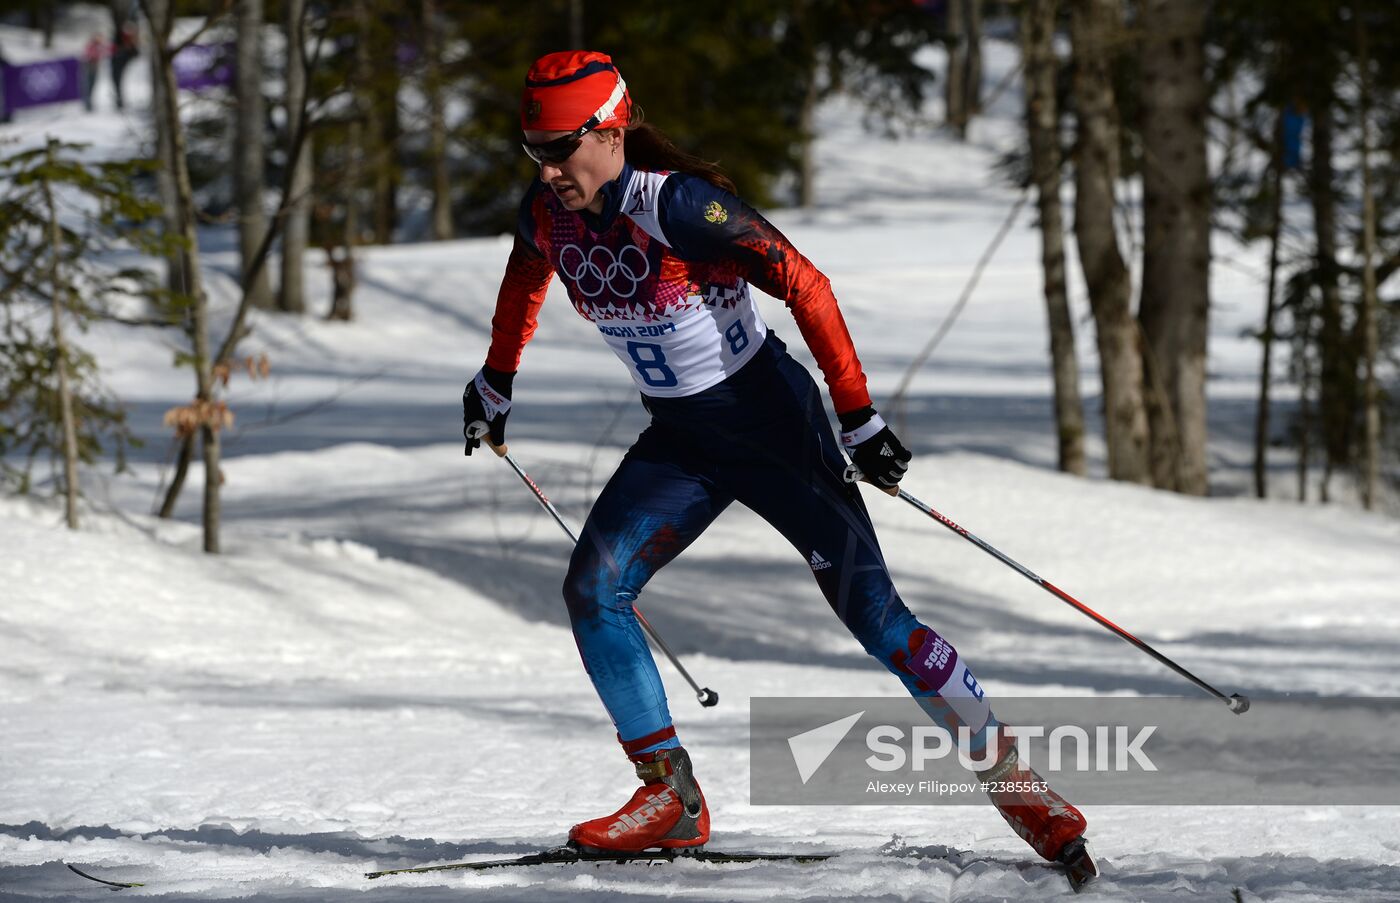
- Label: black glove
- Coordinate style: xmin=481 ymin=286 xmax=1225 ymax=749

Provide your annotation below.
xmin=463 ymin=365 xmax=514 ymax=456
xmin=838 ymin=406 xmax=912 ymax=489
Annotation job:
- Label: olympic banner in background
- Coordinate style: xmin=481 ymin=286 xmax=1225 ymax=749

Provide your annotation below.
xmin=1 ymin=58 xmax=82 ymax=113
xmin=173 ymin=42 xmax=234 ymax=91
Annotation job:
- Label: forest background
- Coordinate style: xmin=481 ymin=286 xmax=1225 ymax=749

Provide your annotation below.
xmin=1 ymin=0 xmax=1398 ymax=554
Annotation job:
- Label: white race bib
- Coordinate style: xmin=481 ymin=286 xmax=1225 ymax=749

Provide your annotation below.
xmin=594 ymin=298 xmax=767 ymax=397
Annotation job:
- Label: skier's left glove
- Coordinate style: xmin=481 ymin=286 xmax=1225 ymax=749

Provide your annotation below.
xmin=463 ymin=365 xmax=514 ymax=456
xmin=839 ymin=406 xmax=912 ymax=490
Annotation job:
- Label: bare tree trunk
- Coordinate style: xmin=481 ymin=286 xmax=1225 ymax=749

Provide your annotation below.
xmin=148 ymin=25 xmax=183 ymax=297
xmin=331 ymin=106 xmax=363 ymax=322
xmin=1070 ymin=0 xmax=1149 ymax=484
xmin=42 ymin=143 xmax=80 ymax=529
xmin=1021 ymin=0 xmax=1085 ymax=476
xmin=374 ymin=91 xmax=399 ymax=244
xmin=152 ymin=0 xmax=193 ymax=520
xmin=326 ymin=246 xmax=356 ymax=321
xmin=945 ymin=0 xmax=981 ymax=136
xmin=965 ymin=0 xmax=982 ymax=118
xmin=37 ymin=1 xmax=55 ymax=48
xmin=345 ymin=118 xmax=364 ymax=248
xmin=158 ymin=436 xmax=192 ymax=518
xmin=1356 ymin=19 xmax=1380 ymax=510
xmin=352 ymin=0 xmax=397 ymax=245
xmin=423 ymin=0 xmax=453 ymax=240
xmin=279 ymin=0 xmax=311 ymax=312
xmin=351 ymin=0 xmax=375 ymax=244
xmin=1296 ymin=339 xmax=1312 ymax=503
xmin=144 ymin=0 xmax=222 ymax=553
xmin=151 ymin=0 xmax=192 ymax=519
xmin=235 ymin=0 xmax=274 ymax=309
xmin=945 ymin=0 xmax=967 ymax=138
xmin=1253 ymin=112 xmax=1286 ymax=500
xmin=1222 ymin=79 xmax=1241 ymax=171
xmin=1311 ymin=85 xmax=1347 ymax=502
xmin=1137 ymin=0 xmax=1211 ymax=496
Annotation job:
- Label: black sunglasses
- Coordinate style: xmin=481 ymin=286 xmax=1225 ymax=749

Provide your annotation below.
xmin=521 ymin=73 xmax=629 ymax=165
xmin=521 ymin=120 xmax=596 ymax=165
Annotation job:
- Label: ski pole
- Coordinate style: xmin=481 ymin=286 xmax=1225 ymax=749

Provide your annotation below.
xmin=845 ymin=467 xmax=1249 ymax=715
xmin=476 ymin=431 xmax=719 ymax=708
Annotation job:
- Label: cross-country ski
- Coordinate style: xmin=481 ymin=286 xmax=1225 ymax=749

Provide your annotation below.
xmin=365 ymin=845 xmax=836 ymax=879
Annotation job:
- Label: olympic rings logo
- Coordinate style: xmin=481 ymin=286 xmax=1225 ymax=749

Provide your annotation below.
xmin=174 ymin=46 xmax=216 ymax=76
xmin=21 ymin=64 xmax=64 ymax=100
xmin=558 ymin=243 xmax=650 ymax=299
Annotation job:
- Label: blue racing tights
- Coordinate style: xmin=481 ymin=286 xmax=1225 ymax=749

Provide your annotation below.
xmin=562 ymin=334 xmax=996 ymax=757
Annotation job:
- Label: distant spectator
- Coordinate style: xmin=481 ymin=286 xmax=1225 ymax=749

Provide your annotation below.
xmin=110 ymin=22 xmax=139 ymax=110
xmin=83 ymin=34 xmax=110 ymax=112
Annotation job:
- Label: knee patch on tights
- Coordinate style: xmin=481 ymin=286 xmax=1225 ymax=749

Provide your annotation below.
xmin=562 ymin=569 xmax=600 ymax=621
xmin=890 ymin=627 xmax=992 ymax=734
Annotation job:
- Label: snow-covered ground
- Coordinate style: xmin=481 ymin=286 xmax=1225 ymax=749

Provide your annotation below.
xmin=4 ymin=28 xmax=1400 ymax=903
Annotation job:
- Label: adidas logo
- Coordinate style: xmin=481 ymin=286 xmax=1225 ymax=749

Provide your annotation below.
xmin=880 ymin=443 xmax=894 ymax=457
xmin=809 ymin=551 xmax=832 ymax=571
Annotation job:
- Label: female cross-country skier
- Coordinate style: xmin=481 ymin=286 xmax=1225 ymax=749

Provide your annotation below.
xmin=463 ymin=50 xmax=1096 ymax=889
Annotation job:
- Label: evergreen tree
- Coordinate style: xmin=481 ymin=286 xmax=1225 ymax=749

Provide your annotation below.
xmin=0 ymin=140 xmax=172 ymax=520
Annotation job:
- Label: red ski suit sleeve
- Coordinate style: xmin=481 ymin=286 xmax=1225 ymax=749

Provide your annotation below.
xmin=484 ymin=233 xmax=554 ymax=374
xmin=656 ymin=175 xmax=872 ymax=415
xmin=730 ymin=223 xmax=872 ymax=415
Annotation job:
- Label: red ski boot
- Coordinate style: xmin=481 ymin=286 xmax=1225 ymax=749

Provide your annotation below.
xmin=569 ymin=745 xmax=710 ymax=853
xmin=978 ymin=735 xmax=1097 ymax=890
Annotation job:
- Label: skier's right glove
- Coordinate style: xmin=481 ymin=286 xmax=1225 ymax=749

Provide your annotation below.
xmin=463 ymin=365 xmax=514 ymax=456
xmin=839 ymin=406 xmax=912 ymax=490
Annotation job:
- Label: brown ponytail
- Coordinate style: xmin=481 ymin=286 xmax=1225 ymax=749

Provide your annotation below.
xmin=622 ymin=108 xmax=737 ymax=195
